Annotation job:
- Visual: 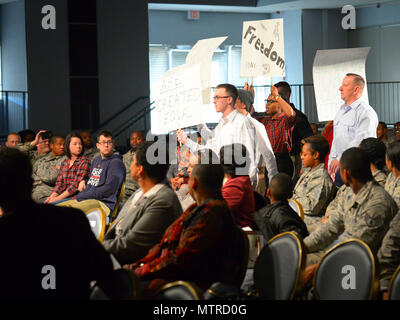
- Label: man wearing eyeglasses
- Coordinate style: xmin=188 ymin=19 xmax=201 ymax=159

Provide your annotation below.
xmin=177 ymin=83 xmax=274 ymax=185
xmin=58 ymin=130 xmax=126 ymax=216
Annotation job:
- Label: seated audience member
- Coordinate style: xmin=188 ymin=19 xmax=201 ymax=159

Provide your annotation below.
xmin=303 ymin=148 xmax=397 ymax=266
xmin=377 ymin=121 xmax=389 ymax=148
xmin=102 ymin=141 xmax=182 ymax=265
xmin=385 ymin=140 xmax=400 ymax=207
xmin=359 ymin=137 xmax=388 ymax=187
xmin=377 ymin=209 xmax=400 ymax=299
xmin=124 ymin=162 xmax=246 ymax=298
xmin=45 ymin=132 xmax=91 ymax=204
xmin=18 ymin=129 xmax=36 ymax=143
xmin=17 ymin=130 xmax=52 ymax=167
xmin=122 ymin=131 xmax=145 ymax=203
xmin=292 ymin=135 xmax=337 ymax=229
xmin=220 ymin=143 xmax=256 ymax=229
xmin=57 ymin=130 xmax=126 ymax=216
xmin=5 ymin=133 xmax=21 ymax=148
xmin=0 ymin=148 xmax=114 ymax=299
xmin=167 ymin=145 xmax=191 ymax=191
xmin=309 ymin=139 xmax=388 ymax=234
xmin=32 ymin=135 xmax=66 ymax=203
xmin=253 ymin=173 xmax=309 ymax=241
xmin=175 ymin=151 xmax=198 ymax=211
xmin=389 ymin=122 xmax=400 ymax=143
xmin=80 ymin=130 xmax=99 ymax=161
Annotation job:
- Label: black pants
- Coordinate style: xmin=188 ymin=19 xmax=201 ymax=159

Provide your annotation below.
xmin=274 ymin=152 xmax=294 ymax=179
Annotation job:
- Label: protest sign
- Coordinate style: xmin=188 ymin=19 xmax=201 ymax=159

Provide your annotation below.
xmin=313 ymin=47 xmax=370 ymax=121
xmin=240 ymin=19 xmax=285 ymax=79
xmin=186 ymin=36 xmax=228 ymax=104
xmin=152 ymin=64 xmax=203 ymax=134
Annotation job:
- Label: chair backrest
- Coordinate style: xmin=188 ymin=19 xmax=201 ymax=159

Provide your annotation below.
xmin=388 ymin=264 xmax=400 ymax=300
xmin=313 ymin=239 xmax=377 ymax=300
xmin=110 ymin=182 xmax=125 ymax=222
xmin=86 ymin=207 xmax=107 ymax=242
xmin=245 ymin=230 xmax=266 ymax=269
xmin=153 ymin=281 xmax=202 ymax=300
xmin=253 ymin=231 xmax=304 ymax=300
xmin=288 ymin=199 xmax=304 ymax=221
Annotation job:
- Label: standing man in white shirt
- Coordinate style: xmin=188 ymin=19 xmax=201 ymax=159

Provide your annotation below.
xmin=177 ymin=83 xmax=277 ymax=185
xmin=328 ymin=73 xmax=379 ymax=186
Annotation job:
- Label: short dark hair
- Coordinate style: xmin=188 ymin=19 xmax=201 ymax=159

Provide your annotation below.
xmin=303 ymin=135 xmax=330 ymax=163
xmin=386 ymin=140 xmax=400 ymax=171
xmin=274 ymin=81 xmax=292 ymax=99
xmin=191 ymin=163 xmax=225 ymax=196
xmin=134 ymin=141 xmax=170 ymax=183
xmin=97 ymin=130 xmax=113 ymax=142
xmin=269 ymin=173 xmax=293 ymax=201
xmin=0 ymin=148 xmax=33 ymax=207
xmin=219 ymin=143 xmax=250 ymax=177
xmin=18 ymin=129 xmax=36 ymax=143
xmin=65 ymin=132 xmax=85 ymax=159
xmin=50 ymin=135 xmax=65 ymax=145
xmin=340 ymin=147 xmax=372 ymax=183
xmin=378 ymin=121 xmax=387 ymax=129
xmin=216 ymin=83 xmax=238 ymax=106
xmin=359 ymin=137 xmax=386 ymax=171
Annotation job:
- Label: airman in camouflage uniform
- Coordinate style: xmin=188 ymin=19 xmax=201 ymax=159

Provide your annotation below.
xmin=373 ymin=168 xmax=387 ymax=187
xmin=83 ymin=146 xmax=100 ymax=161
xmin=121 ymin=131 xmax=144 ymax=203
xmin=385 ymin=172 xmax=400 ymax=207
xmin=122 ymin=149 xmax=140 ymax=203
xmin=303 ymin=180 xmax=398 ymax=266
xmin=32 ymin=153 xmax=66 ymax=203
xmin=377 ymin=210 xmax=400 ymax=292
xmin=17 ymin=141 xmax=49 ymax=168
xmin=292 ymin=163 xmax=337 ymax=228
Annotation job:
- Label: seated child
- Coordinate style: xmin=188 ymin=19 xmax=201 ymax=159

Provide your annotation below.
xmin=253 ymin=173 xmax=309 ymax=241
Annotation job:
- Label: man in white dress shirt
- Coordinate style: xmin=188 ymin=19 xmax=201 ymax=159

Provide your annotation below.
xmin=177 ymin=83 xmax=278 ymax=185
xmin=328 ymin=73 xmax=379 ymax=186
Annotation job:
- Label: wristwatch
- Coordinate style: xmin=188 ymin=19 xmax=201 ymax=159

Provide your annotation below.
xmin=273 ymin=95 xmax=280 ymax=101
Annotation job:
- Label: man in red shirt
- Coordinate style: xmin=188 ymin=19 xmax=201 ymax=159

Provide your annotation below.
xmin=254 ymin=85 xmax=296 ymax=178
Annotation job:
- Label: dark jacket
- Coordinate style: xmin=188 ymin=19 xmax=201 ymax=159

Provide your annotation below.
xmin=253 ymin=200 xmax=309 ymax=241
xmin=76 ymin=153 xmax=126 ymax=211
xmin=290 ymin=103 xmax=313 ymax=155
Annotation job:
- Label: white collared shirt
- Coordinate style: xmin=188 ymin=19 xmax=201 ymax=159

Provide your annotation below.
xmin=186 ymin=110 xmax=277 ymax=183
xmin=329 ymin=98 xmax=378 ymax=166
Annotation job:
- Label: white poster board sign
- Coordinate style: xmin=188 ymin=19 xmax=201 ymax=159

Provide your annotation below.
xmin=152 ymin=64 xmax=203 ymax=134
xmin=240 ymin=19 xmax=285 ymax=78
xmin=186 ymin=36 xmax=228 ymax=104
xmin=313 ymin=47 xmax=370 ymax=121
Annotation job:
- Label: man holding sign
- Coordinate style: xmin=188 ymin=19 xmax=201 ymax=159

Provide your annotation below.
xmin=177 ymin=83 xmax=277 ymax=185
xmin=328 ymin=73 xmax=378 ymax=186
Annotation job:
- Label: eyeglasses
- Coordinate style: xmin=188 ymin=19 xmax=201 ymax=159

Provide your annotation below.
xmin=98 ymin=141 xmax=113 ymax=146
xmin=265 ymin=99 xmax=277 ymax=104
xmin=213 ymin=96 xmax=231 ymax=100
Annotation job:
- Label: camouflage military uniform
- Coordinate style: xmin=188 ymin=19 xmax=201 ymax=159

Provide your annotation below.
xmin=377 ymin=211 xmax=400 ymax=291
xmin=122 ymin=149 xmax=139 ymax=203
xmin=32 ymin=153 xmax=66 ymax=203
xmin=373 ymin=169 xmax=387 ymax=187
xmin=304 ymin=180 xmax=398 ymax=266
xmin=17 ymin=142 xmax=49 ymax=168
xmin=84 ymin=146 xmax=100 ymax=161
xmin=385 ymin=172 xmax=400 ymax=207
xmin=292 ymin=163 xmax=337 ymax=228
